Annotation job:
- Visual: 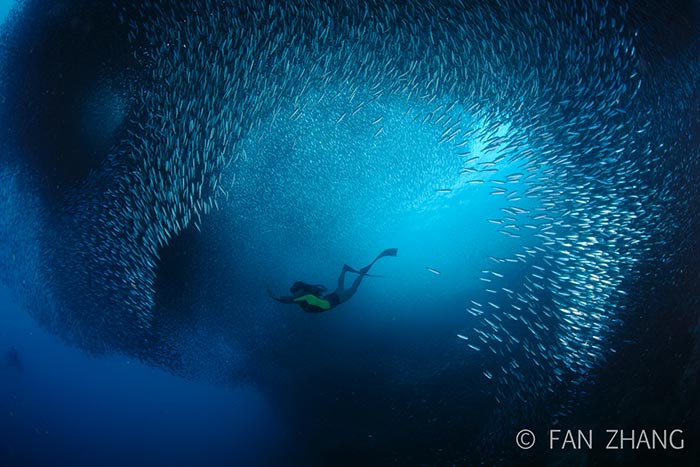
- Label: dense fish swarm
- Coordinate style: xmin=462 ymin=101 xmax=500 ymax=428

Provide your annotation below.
xmin=6 ymin=0 xmax=696 ymax=437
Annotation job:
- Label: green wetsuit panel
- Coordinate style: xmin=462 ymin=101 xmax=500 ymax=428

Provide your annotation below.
xmin=294 ymin=294 xmax=331 ymax=310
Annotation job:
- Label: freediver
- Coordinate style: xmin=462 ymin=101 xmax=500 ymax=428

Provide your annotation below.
xmin=2 ymin=346 xmax=23 ymax=374
xmin=268 ymin=248 xmax=398 ymax=313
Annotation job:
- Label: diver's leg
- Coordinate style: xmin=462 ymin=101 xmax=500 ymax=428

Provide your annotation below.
xmin=336 ymin=272 xmax=367 ymax=303
xmin=336 ymin=264 xmax=351 ymax=291
xmin=334 ymin=250 xmax=397 ymax=304
xmin=348 ymin=272 xmax=366 ymax=295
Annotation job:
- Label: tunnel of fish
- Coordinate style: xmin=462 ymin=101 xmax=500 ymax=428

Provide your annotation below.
xmin=1 ymin=0 xmax=699 ymax=464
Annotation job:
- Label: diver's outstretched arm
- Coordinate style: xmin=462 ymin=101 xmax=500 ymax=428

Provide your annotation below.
xmin=267 ymin=288 xmax=296 ymax=304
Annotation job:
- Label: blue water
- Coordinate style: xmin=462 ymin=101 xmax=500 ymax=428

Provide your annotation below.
xmin=0 ymin=0 xmax=699 ymax=466
xmin=0 ymin=287 xmax=285 ymax=467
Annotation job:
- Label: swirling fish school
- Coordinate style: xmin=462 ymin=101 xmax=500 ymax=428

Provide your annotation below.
xmin=3 ymin=0 xmax=696 ymax=421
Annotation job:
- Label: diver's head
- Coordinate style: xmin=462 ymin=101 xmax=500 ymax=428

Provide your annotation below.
xmin=290 ymin=281 xmax=326 ymax=296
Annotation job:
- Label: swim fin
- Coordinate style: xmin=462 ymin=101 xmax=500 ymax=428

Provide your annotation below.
xmin=359 ymin=248 xmax=398 ymax=274
xmin=377 ymin=248 xmax=398 ymax=259
xmin=343 ymin=264 xmax=383 ymax=277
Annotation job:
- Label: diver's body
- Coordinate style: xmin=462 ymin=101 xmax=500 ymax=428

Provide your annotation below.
xmin=269 ymin=248 xmax=398 ymax=313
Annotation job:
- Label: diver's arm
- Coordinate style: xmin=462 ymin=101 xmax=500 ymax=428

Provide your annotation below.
xmin=267 ymin=288 xmax=296 ymax=304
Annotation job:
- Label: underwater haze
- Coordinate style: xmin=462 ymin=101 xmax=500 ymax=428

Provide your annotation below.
xmin=1 ymin=0 xmax=699 ymax=466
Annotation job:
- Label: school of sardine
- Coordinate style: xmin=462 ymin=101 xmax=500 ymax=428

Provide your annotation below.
xmin=23 ymin=0 xmax=698 ymax=408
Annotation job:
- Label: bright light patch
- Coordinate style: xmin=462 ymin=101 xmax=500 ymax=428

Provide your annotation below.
xmin=0 ymin=0 xmax=19 ymax=26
